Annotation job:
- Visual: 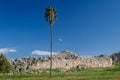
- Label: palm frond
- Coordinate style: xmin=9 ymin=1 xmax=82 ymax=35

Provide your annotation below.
xmin=45 ymin=6 xmax=57 ymax=25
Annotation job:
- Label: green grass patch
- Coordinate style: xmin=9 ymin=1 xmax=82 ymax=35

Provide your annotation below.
xmin=0 ymin=64 xmax=120 ymax=80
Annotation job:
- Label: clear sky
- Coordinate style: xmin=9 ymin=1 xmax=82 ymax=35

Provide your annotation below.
xmin=0 ymin=0 xmax=120 ymax=59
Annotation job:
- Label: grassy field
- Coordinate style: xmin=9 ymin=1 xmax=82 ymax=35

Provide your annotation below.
xmin=0 ymin=64 xmax=120 ymax=80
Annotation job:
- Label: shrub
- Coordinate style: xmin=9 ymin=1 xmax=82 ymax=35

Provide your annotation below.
xmin=0 ymin=53 xmax=13 ymax=73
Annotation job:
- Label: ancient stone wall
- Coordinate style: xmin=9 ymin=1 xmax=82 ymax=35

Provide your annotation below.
xmin=31 ymin=56 xmax=112 ymax=70
xmin=9 ymin=51 xmax=113 ymax=71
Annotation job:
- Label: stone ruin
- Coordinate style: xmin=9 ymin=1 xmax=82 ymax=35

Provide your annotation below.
xmin=31 ymin=50 xmax=112 ymax=70
xmin=8 ymin=50 xmax=113 ymax=72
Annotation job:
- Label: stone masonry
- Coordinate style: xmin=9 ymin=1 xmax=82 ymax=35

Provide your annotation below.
xmin=31 ymin=50 xmax=112 ymax=70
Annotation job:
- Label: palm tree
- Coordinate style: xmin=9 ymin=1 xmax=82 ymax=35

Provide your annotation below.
xmin=45 ymin=6 xmax=57 ymax=77
xmin=45 ymin=6 xmax=57 ymax=26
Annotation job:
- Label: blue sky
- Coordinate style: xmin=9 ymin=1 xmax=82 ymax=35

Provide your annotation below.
xmin=0 ymin=0 xmax=120 ymax=59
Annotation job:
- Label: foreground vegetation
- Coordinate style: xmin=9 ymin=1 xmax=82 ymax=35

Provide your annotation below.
xmin=0 ymin=64 xmax=120 ymax=80
xmin=0 ymin=54 xmax=13 ymax=73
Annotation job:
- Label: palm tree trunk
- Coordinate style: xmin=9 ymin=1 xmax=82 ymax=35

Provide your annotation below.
xmin=50 ymin=25 xmax=52 ymax=77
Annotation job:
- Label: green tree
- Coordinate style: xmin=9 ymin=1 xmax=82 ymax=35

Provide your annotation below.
xmin=0 ymin=53 xmax=13 ymax=73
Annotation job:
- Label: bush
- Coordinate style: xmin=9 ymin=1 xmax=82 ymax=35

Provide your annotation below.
xmin=0 ymin=53 xmax=13 ymax=73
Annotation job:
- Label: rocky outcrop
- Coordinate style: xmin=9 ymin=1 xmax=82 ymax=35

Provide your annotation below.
xmin=53 ymin=50 xmax=78 ymax=59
